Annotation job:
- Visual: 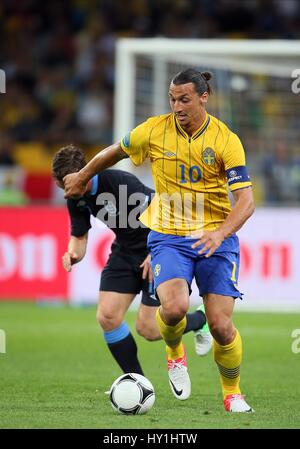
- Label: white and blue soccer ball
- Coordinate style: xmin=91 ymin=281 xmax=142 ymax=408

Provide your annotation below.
xmin=109 ymin=373 xmax=155 ymax=415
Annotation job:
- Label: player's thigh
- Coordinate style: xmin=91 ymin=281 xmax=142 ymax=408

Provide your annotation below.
xmin=149 ymin=244 xmax=193 ymax=313
xmin=136 ymin=302 xmax=158 ymax=326
xmin=98 ymin=258 xmax=142 ymax=326
xmin=195 ymin=252 xmax=241 ymax=337
xmin=136 ymin=303 xmax=161 ymax=341
xmin=96 ymin=291 xmax=136 ymax=327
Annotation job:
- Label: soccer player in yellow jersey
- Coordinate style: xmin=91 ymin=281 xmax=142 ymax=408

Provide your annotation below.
xmin=64 ymin=68 xmax=255 ymax=413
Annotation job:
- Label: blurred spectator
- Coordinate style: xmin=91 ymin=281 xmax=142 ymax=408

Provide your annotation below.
xmin=263 ymin=141 xmax=300 ymax=204
xmin=0 ymin=169 xmax=28 ymax=205
xmin=77 ymin=78 xmax=112 ymax=144
xmin=0 ymin=135 xmax=15 ymax=166
xmin=0 ymin=0 xmax=299 ymax=205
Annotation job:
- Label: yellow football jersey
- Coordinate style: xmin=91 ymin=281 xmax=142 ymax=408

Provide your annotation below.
xmin=120 ymin=112 xmax=252 ymax=235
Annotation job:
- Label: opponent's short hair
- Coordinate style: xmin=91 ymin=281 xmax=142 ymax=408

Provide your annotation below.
xmin=171 ymin=68 xmax=213 ymax=95
xmin=52 ymin=144 xmax=86 ymax=181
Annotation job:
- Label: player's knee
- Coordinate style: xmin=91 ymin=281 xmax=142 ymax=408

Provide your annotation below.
xmin=161 ymin=302 xmax=188 ymax=325
xmin=158 ymin=281 xmax=189 ymax=323
xmin=208 ymin=315 xmax=234 ymax=345
xmin=96 ymin=308 xmax=122 ymax=332
xmin=136 ymin=320 xmax=160 ymax=341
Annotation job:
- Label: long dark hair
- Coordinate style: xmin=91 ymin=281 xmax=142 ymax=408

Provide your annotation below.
xmin=172 ymin=68 xmax=213 ymax=95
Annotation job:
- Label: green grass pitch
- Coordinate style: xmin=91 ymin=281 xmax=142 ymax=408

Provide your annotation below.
xmin=1 ymin=302 xmax=300 ymax=429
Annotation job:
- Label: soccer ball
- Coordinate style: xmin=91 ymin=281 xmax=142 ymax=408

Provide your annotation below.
xmin=109 ymin=373 xmax=155 ymax=415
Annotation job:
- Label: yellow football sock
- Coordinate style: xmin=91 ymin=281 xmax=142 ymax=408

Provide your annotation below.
xmin=213 ymin=329 xmax=242 ymax=399
xmin=155 ymin=307 xmax=186 ymax=360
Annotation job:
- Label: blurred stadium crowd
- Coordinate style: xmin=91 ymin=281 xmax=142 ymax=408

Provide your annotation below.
xmin=0 ymin=0 xmax=300 ymax=205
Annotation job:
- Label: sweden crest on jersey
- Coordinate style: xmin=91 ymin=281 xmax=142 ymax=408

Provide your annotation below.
xmin=202 ymin=148 xmax=215 ymax=166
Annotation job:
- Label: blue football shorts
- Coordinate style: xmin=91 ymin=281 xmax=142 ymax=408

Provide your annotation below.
xmin=147 ymin=230 xmax=242 ymax=299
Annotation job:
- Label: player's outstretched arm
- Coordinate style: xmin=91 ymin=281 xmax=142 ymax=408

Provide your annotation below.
xmin=63 ymin=143 xmax=128 ymax=198
xmin=192 ymin=187 xmax=255 ymax=257
xmin=217 ymin=187 xmax=255 ymax=238
xmin=62 ymin=234 xmax=88 ymax=272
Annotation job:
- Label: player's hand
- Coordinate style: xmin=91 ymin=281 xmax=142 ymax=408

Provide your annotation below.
xmin=140 ymin=254 xmax=153 ymax=282
xmin=63 ymin=172 xmax=87 ymax=199
xmin=191 ymin=230 xmax=225 ymax=258
xmin=62 ymin=251 xmax=79 ymax=272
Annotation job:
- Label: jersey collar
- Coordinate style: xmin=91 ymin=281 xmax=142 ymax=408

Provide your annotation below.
xmin=174 ymin=112 xmax=210 ymax=141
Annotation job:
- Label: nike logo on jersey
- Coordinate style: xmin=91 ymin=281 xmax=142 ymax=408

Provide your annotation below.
xmin=169 ymin=380 xmax=183 ymax=397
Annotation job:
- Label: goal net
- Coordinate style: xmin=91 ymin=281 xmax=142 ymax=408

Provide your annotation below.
xmin=114 ymin=39 xmax=300 ymax=203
